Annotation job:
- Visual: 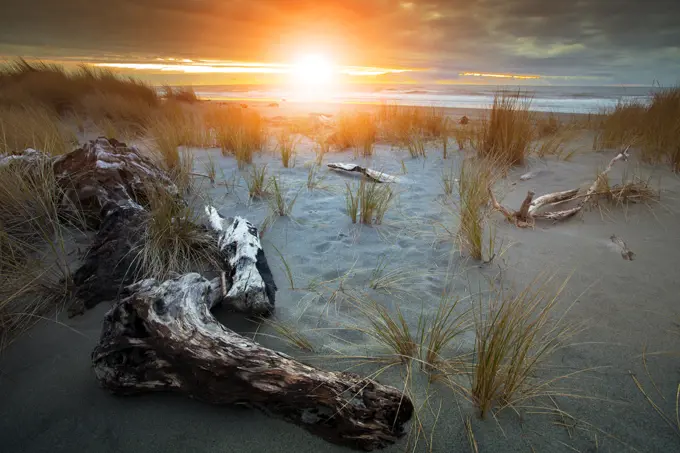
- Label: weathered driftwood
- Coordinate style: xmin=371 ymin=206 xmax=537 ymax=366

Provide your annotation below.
xmin=328 ymin=163 xmax=398 ymax=183
xmin=92 ymin=274 xmax=413 ymax=451
xmin=53 ymin=137 xmax=178 ymax=226
xmin=491 ymin=148 xmax=631 ymax=227
xmin=205 ymin=206 xmax=276 ymax=315
xmin=611 ymin=235 xmax=635 ymax=260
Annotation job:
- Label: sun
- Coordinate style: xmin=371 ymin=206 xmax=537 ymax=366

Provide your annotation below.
xmin=291 ymin=54 xmax=335 ymax=86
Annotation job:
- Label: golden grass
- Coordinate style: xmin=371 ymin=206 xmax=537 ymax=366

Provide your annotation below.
xmin=268 ymin=175 xmax=300 ymax=216
xmin=419 ymin=295 xmax=469 ymax=373
xmin=334 ymin=111 xmax=377 ymax=156
xmin=470 ymin=274 xmax=575 ymax=419
xmin=276 ymin=129 xmax=297 ymax=168
xmin=0 ymin=157 xmax=86 ymax=348
xmin=377 ymin=104 xmax=448 ymax=144
xmin=246 ymin=164 xmax=269 ymax=199
xmin=595 ymin=87 xmax=680 ymax=171
xmin=345 ymin=180 xmax=394 ymax=225
xmin=456 ymin=158 xmax=499 ymax=261
xmin=0 ymin=59 xmax=158 ymax=118
xmin=161 ymin=85 xmax=199 ymax=104
xmin=405 ymin=132 xmax=427 ymax=158
xmin=476 ymin=91 xmax=534 ymax=166
xmin=133 ymin=186 xmax=219 ymax=281
xmin=260 ymin=317 xmax=314 ymax=352
xmin=0 ymin=105 xmax=75 ymax=155
xmin=206 ymin=105 xmax=265 ymax=167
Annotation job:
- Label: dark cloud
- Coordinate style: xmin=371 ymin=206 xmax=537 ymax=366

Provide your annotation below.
xmin=0 ymin=0 xmax=678 ymax=84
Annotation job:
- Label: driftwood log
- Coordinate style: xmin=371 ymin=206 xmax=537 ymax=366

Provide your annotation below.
xmin=92 ymin=274 xmax=413 ymax=451
xmin=491 ymin=147 xmax=631 ymax=227
xmin=328 ymin=163 xmax=398 ymax=183
xmin=206 ymin=206 xmax=276 ymax=315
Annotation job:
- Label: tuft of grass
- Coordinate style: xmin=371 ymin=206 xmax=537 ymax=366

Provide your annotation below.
xmin=345 ymin=182 xmax=360 ymax=223
xmin=0 ymin=59 xmax=158 ymax=117
xmin=0 ymin=105 xmax=75 ymax=155
xmin=207 ymin=105 xmax=265 ymax=168
xmin=306 ymin=164 xmax=327 ymax=191
xmin=277 ymin=129 xmax=297 ymax=168
xmin=346 ymin=180 xmax=394 ymax=225
xmin=441 ymin=164 xmax=457 ymax=197
xmin=161 ymin=85 xmax=199 ymax=103
xmin=268 ymin=175 xmax=300 ymax=216
xmin=476 ymin=91 xmax=533 ymax=166
xmin=471 ymin=274 xmax=575 ymax=419
xmin=334 ymin=111 xmax=377 ymax=156
xmin=352 ymin=296 xmax=417 ymax=364
xmin=0 ymin=157 xmax=87 ymax=347
xmin=419 ymin=295 xmax=469 ymax=373
xmin=456 ymin=158 xmax=499 ymax=260
xmin=314 ymin=134 xmax=331 ymax=165
xmin=261 ymin=317 xmax=314 ymax=352
xmin=246 ymin=163 xmax=269 ymax=199
xmin=133 ymin=186 xmax=219 ymax=281
xmin=405 ymin=132 xmax=427 ymax=158
xmin=378 ymin=104 xmax=448 ymax=144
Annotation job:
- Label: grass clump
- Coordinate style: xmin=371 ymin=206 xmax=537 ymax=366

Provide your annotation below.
xmin=0 ymin=157 xmax=86 ymax=347
xmin=261 ymin=317 xmax=314 ymax=352
xmin=377 ymin=104 xmax=448 ymax=143
xmin=277 ymin=129 xmax=297 ymax=168
xmin=441 ymin=164 xmax=457 ymax=197
xmin=161 ymin=85 xmax=199 ymax=103
xmin=470 ymin=274 xmax=575 ymax=419
xmin=419 ymin=295 xmax=469 ymax=373
xmin=456 ymin=158 xmax=498 ymax=261
xmin=246 ymin=164 xmax=269 ymax=199
xmin=345 ymin=180 xmax=393 ymax=225
xmin=594 ymin=87 xmax=680 ymax=171
xmin=0 ymin=105 xmax=75 ymax=155
xmin=206 ymin=105 xmax=265 ymax=168
xmin=134 ymin=186 xmax=219 ymax=281
xmin=476 ymin=91 xmax=533 ymax=166
xmin=268 ymin=175 xmax=300 ymax=216
xmin=0 ymin=59 xmax=158 ymax=119
xmin=335 ymin=111 xmax=377 ymax=156
xmin=405 ymin=133 xmax=427 ymax=158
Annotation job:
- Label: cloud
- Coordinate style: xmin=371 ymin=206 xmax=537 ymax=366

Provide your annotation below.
xmin=0 ymin=0 xmax=678 ymax=84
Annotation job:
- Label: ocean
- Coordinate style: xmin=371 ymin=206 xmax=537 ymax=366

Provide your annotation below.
xmin=193 ymin=84 xmax=660 ymax=114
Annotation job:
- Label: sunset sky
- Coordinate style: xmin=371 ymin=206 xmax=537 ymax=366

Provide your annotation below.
xmin=0 ymin=0 xmax=679 ymax=86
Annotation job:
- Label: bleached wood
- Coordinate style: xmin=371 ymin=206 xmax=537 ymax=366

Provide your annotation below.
xmin=205 ymin=206 xmax=276 ymax=315
xmin=327 ymin=163 xmax=398 ymax=183
xmin=92 ymin=274 xmax=413 ymax=451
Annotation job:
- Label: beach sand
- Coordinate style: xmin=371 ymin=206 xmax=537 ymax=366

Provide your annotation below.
xmin=1 ymin=105 xmax=680 ymax=453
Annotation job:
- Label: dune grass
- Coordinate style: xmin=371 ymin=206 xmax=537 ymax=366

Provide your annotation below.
xmin=0 ymin=156 xmax=87 ymax=348
xmin=206 ymin=105 xmax=265 ymax=168
xmin=0 ymin=59 xmax=158 ymax=119
xmin=456 ymin=158 xmax=499 ymax=261
xmin=133 ymin=185 xmax=219 ymax=281
xmin=441 ymin=164 xmax=457 ymax=197
xmin=594 ymin=87 xmax=680 ymax=171
xmin=378 ymin=104 xmax=448 ymax=144
xmin=246 ymin=164 xmax=269 ymax=199
xmin=268 ymin=175 xmax=300 ymax=216
xmin=345 ymin=180 xmax=394 ymax=225
xmin=419 ymin=295 xmax=469 ymax=373
xmin=276 ymin=129 xmax=297 ymax=168
xmin=260 ymin=317 xmax=315 ymax=352
xmin=470 ymin=274 xmax=575 ymax=419
xmin=0 ymin=105 xmax=75 ymax=155
xmin=405 ymin=132 xmax=427 ymax=158
xmin=475 ymin=91 xmax=533 ymax=166
xmin=334 ymin=111 xmax=377 ymax=156
xmin=161 ymin=85 xmax=199 ymax=104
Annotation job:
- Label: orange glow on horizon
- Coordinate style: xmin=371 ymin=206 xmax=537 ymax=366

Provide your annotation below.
xmin=460 ymin=72 xmax=540 ymax=80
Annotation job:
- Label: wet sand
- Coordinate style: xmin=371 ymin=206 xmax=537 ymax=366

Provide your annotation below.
xmin=1 ymin=117 xmax=680 ymax=452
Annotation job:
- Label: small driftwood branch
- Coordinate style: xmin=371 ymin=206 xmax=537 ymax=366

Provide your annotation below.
xmin=490 ymin=147 xmax=631 ymax=227
xmin=92 ymin=274 xmax=413 ymax=451
xmin=205 ymin=206 xmax=276 ymax=315
xmin=327 ymin=163 xmax=398 ymax=183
